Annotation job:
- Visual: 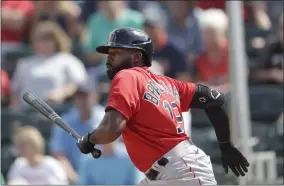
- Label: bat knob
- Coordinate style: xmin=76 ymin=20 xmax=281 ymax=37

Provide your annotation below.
xmin=91 ymin=149 xmax=102 ymax=159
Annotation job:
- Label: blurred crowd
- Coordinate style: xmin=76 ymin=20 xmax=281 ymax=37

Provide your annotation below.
xmin=1 ymin=0 xmax=283 ymax=185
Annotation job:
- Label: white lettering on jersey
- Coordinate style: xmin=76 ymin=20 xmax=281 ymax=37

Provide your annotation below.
xmin=143 ymin=79 xmax=180 ymax=105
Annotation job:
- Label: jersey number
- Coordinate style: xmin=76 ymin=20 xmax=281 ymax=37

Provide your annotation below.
xmin=163 ymin=100 xmax=184 ymax=134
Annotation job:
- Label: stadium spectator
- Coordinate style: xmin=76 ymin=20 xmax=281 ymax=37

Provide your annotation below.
xmin=245 ymin=1 xmax=273 ymax=60
xmin=9 ymin=21 xmax=87 ymax=110
xmin=194 ymin=9 xmax=231 ymax=93
xmin=197 ymin=0 xmax=247 ymax=20
xmin=32 ymin=1 xmax=81 ymax=37
xmin=79 ymin=1 xmax=98 ymax=23
xmin=1 ymin=0 xmax=35 ymax=57
xmin=1 ymin=69 xmax=10 ymax=107
xmin=33 ymin=1 xmax=86 ymax=61
xmin=247 ymin=1 xmax=272 ymax=31
xmin=49 ymin=79 xmax=104 ymax=183
xmin=250 ymin=13 xmax=283 ymax=85
xmin=165 ymin=1 xmax=204 ymax=64
xmin=7 ymin=126 xmax=68 ymax=185
xmin=140 ymin=1 xmax=168 ymax=27
xmin=1 ymin=1 xmax=34 ymax=44
xmin=78 ymin=142 xmax=144 ymax=185
xmin=143 ymin=18 xmax=192 ymax=82
xmin=266 ymin=1 xmax=284 ymax=26
xmin=198 ymin=1 xmax=225 ymax=10
xmin=83 ymin=1 xmax=145 ymax=68
xmin=32 ymin=1 xmax=85 ymax=60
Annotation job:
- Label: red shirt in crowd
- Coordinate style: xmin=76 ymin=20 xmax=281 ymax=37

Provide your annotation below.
xmin=198 ymin=1 xmax=247 ymax=20
xmin=195 ymin=41 xmax=228 ymax=83
xmin=198 ymin=1 xmax=226 ymax=10
xmin=1 ymin=69 xmax=10 ymax=97
xmin=1 ymin=1 xmax=35 ymax=42
xmin=106 ymin=67 xmax=196 ymax=172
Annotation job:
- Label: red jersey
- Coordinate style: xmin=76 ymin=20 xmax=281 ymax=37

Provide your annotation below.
xmin=106 ymin=67 xmax=196 ymax=172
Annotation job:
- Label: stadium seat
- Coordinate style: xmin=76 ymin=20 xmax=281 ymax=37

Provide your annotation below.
xmin=251 ymin=122 xmax=283 ymax=158
xmin=190 ymin=94 xmax=230 ymax=129
xmin=251 ymin=122 xmax=271 ymax=152
xmin=266 ymin=127 xmax=283 ymax=157
xmin=1 ymin=47 xmax=32 ymax=78
xmin=191 ymin=109 xmax=211 ymax=128
xmin=245 ymin=24 xmax=271 ymax=59
xmin=33 ymin=117 xmax=54 ymax=142
xmin=1 ymin=108 xmax=37 ymax=144
xmin=249 ymin=85 xmax=283 ymax=123
xmin=23 ymin=102 xmax=72 ymax=117
xmin=51 ymin=103 xmax=73 ymax=115
xmin=277 ymin=157 xmax=283 ymax=178
xmin=1 ymin=145 xmax=17 ymax=179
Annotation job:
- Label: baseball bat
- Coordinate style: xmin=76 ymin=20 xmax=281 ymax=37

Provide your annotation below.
xmin=22 ymin=92 xmax=101 ymax=159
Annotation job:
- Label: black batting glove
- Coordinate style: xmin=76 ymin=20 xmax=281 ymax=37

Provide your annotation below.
xmin=219 ymin=141 xmax=250 ymax=177
xmin=77 ymin=133 xmax=96 ymax=154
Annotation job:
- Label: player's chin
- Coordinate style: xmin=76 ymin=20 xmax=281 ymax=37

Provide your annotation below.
xmin=106 ymin=70 xmax=114 ymax=80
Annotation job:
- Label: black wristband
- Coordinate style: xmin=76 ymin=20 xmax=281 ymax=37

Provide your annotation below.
xmin=219 ymin=141 xmax=233 ymax=152
xmin=87 ymin=130 xmax=96 ymax=145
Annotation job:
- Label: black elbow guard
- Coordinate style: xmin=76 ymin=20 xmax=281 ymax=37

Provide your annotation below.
xmin=189 ymin=84 xmax=225 ymax=109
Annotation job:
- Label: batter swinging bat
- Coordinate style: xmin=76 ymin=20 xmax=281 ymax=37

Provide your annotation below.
xmin=23 ymin=92 xmax=102 ymax=159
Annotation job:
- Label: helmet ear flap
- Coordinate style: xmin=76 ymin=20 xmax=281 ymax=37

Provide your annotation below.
xmin=142 ymin=52 xmax=152 ymax=67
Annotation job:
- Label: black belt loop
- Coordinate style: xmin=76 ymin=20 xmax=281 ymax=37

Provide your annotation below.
xmin=157 ymin=157 xmax=169 ymax=167
xmin=145 ymin=157 xmax=169 ymax=180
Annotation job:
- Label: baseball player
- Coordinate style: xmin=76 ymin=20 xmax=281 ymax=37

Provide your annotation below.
xmin=77 ymin=27 xmax=249 ymax=185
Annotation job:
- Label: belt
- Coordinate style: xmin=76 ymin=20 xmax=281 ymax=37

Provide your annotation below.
xmin=145 ymin=157 xmax=169 ymax=180
xmin=145 ymin=140 xmax=196 ymax=180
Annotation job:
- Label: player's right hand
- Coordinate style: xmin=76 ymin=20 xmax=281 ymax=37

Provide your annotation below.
xmin=76 ymin=133 xmax=96 ymax=154
xmin=219 ymin=142 xmax=250 ymax=177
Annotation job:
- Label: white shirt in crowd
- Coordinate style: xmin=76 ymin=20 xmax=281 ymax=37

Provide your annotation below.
xmin=11 ymin=52 xmax=87 ymax=107
xmin=7 ymin=156 xmax=68 ymax=185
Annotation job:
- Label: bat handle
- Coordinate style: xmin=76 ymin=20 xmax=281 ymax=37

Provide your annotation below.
xmin=91 ymin=149 xmax=102 ymax=159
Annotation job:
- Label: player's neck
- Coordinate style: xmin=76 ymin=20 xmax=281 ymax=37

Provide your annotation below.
xmin=133 ymin=62 xmax=145 ymax=68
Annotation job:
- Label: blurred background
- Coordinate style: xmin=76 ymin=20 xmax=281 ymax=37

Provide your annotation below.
xmin=1 ymin=0 xmax=283 ymax=185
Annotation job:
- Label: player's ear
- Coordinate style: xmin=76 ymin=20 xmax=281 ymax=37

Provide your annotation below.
xmin=133 ymin=50 xmax=143 ymax=64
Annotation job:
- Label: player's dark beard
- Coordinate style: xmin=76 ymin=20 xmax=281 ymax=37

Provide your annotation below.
xmin=107 ymin=57 xmax=133 ymax=80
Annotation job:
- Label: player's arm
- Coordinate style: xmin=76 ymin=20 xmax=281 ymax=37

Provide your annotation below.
xmin=174 ymin=80 xmax=249 ymax=176
xmin=189 ymin=84 xmax=230 ymax=143
xmin=77 ymin=70 xmax=139 ymax=151
xmin=189 ymin=84 xmax=250 ymax=176
xmin=88 ymin=109 xmax=127 ymax=144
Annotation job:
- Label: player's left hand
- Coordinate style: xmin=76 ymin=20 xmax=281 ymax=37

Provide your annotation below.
xmin=219 ymin=142 xmax=250 ymax=177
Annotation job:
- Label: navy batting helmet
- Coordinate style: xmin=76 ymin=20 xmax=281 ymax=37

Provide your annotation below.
xmin=96 ymin=27 xmax=153 ymax=67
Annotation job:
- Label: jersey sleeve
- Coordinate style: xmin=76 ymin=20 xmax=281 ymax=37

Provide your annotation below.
xmin=171 ymin=79 xmax=197 ymax=112
xmin=106 ymin=70 xmax=140 ymax=120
